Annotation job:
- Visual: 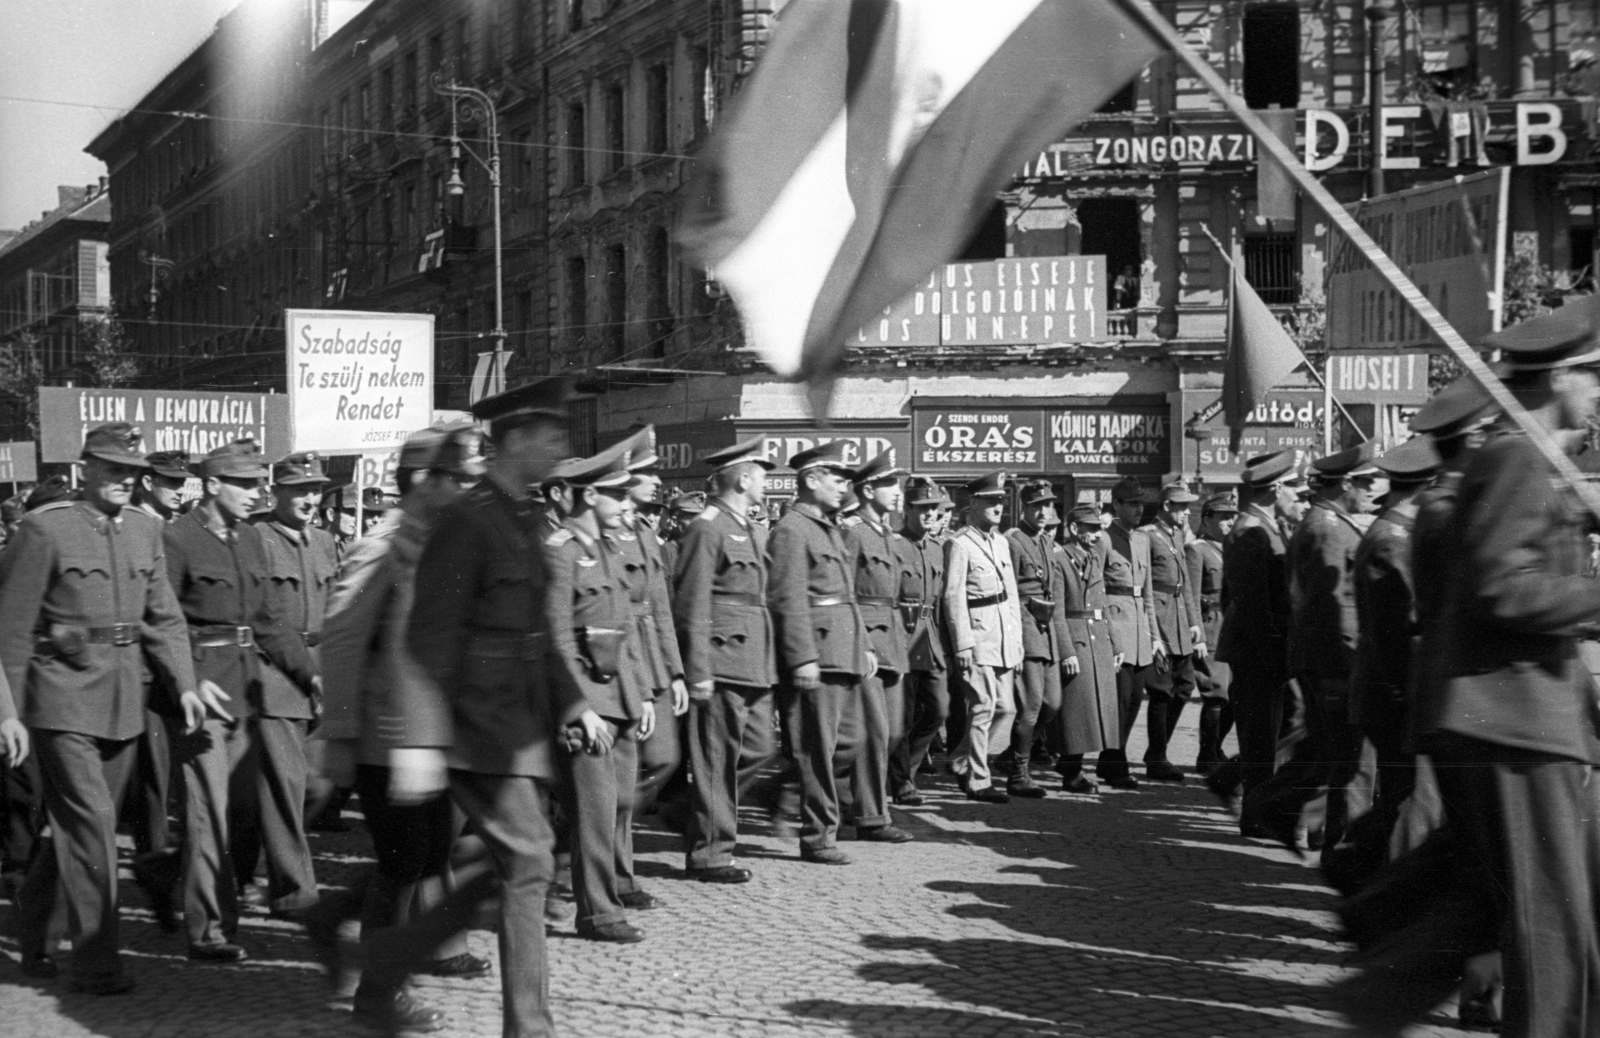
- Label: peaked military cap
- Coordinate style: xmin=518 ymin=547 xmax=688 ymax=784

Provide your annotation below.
xmin=362 ymin=486 xmax=399 ymax=509
xmin=965 ymin=471 xmax=1007 ymax=499
xmin=273 ymin=451 xmax=329 ymax=486
xmin=198 ymin=437 xmax=269 ymax=479
xmin=322 ymin=485 xmax=355 ymax=511
xmin=1311 ymin=441 xmax=1380 ymax=480
xmin=1018 ymin=480 xmax=1057 ymax=505
xmin=788 ymin=440 xmax=854 ymax=474
xmin=620 ymin=426 xmax=659 ymax=471
xmin=1110 ymin=476 xmax=1146 ymax=502
xmin=1411 ymin=375 xmax=1496 ymax=438
xmin=852 ymin=451 xmax=907 ymax=485
xmin=565 ymin=440 xmax=633 ymax=488
xmin=542 ymin=457 xmax=583 ymax=487
xmin=704 ymin=435 xmax=776 ymax=471
xmin=81 ymin=422 xmax=149 ymax=468
xmin=839 ymin=487 xmax=861 ymax=515
xmin=399 ymin=421 xmax=486 ymax=478
xmin=1067 ymin=503 xmax=1107 ymax=526
xmin=904 ymin=477 xmax=946 ymax=508
xmin=670 ymin=490 xmax=706 ymax=515
xmin=1373 ymin=436 xmax=1441 ymax=483
xmin=144 ymin=450 xmax=192 ymax=480
xmin=1158 ymin=480 xmax=1197 ymax=504
xmin=470 ymin=376 xmax=570 ymax=429
xmin=1481 ymin=294 xmax=1600 ymax=369
xmin=1240 ymin=448 xmax=1295 ymax=488
xmin=1202 ymin=492 xmax=1239 ymax=514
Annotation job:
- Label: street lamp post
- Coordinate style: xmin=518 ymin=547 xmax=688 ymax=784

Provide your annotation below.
xmin=433 ymin=75 xmax=507 ymax=399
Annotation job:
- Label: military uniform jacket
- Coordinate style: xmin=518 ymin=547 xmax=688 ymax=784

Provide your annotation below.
xmin=843 ymin=514 xmax=909 ymax=675
xmin=1103 ymin=521 xmax=1157 ymax=666
xmin=1185 ymin=537 xmax=1226 ymax=649
xmin=251 ymin=518 xmax=338 ymax=721
xmin=1140 ymin=519 xmax=1197 ymax=656
xmin=672 ymin=503 xmax=775 ymax=690
xmin=0 ymin=501 xmax=195 ymax=740
xmin=1286 ymin=500 xmax=1365 ymax=680
xmin=944 ymin=525 xmax=1023 ymax=669
xmin=1059 ymin=539 xmax=1119 ymax=751
xmin=1350 ymin=501 xmax=1418 ymax=728
xmin=895 ymin=531 xmax=947 ymax=673
xmin=165 ymin=511 xmax=316 ymax=719
xmin=545 ymin=523 xmax=649 ymax=723
xmin=1006 ymin=526 xmax=1063 ymax=662
xmin=767 ymin=503 xmax=871 ymax=678
xmin=407 ymin=478 xmax=582 ymax=780
xmin=1425 ymin=432 xmax=1600 ymax=763
xmin=613 ymin=523 xmax=684 ymax=697
xmin=1407 ymin=472 xmax=1462 ymax=741
xmin=1215 ymin=502 xmax=1290 ymax=672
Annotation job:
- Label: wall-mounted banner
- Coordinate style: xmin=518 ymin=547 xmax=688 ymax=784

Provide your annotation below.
xmin=286 ymin=309 xmax=434 ymax=453
xmin=911 ymin=400 xmax=1168 ymax=476
xmin=0 ymin=441 xmax=38 ymax=482
xmin=853 ymin=256 xmax=1108 ymax=348
xmin=38 ymin=386 xmax=290 ymax=463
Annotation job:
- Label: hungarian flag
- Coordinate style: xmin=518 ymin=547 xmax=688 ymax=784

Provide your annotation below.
xmin=678 ymin=0 xmax=1162 ymax=383
xmin=1223 ymin=247 xmax=1307 ymax=450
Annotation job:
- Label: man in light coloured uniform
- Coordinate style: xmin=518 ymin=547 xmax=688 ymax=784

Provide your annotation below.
xmin=943 ymin=472 xmax=1023 ymax=804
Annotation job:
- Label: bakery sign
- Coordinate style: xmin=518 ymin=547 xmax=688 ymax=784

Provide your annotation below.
xmin=911 ymin=401 xmax=1169 ymax=476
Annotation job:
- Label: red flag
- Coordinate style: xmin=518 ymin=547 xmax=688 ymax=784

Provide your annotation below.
xmin=678 ymin=0 xmax=1161 ymax=383
xmin=1223 ymin=247 xmax=1306 ymax=450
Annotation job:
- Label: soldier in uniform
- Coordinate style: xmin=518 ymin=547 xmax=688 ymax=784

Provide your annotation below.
xmin=767 ymin=442 xmax=875 ymax=864
xmin=1186 ymin=493 xmax=1237 ymax=774
xmin=1245 ymin=443 xmax=1381 ymax=857
xmin=1003 ymin=480 xmax=1064 ymax=799
xmin=1139 ymin=481 xmax=1203 ymax=783
xmin=889 ymin=478 xmax=951 ymax=805
xmin=944 ymin=472 xmax=1023 ymax=804
xmin=544 ymin=441 xmax=656 ymax=942
xmin=1097 ymin=477 xmax=1160 ymax=790
xmin=163 ymin=439 xmax=322 ymax=962
xmin=840 ymin=453 xmax=913 ymax=842
xmin=675 ymin=437 xmax=778 ymax=883
xmin=136 ymin=451 xmax=191 ymax=522
xmin=0 ymin=424 xmax=215 ymax=993
xmin=1057 ymin=505 xmax=1119 ymax=793
xmin=660 ymin=491 xmax=706 ymax=580
xmin=1208 ymin=449 xmax=1297 ymax=818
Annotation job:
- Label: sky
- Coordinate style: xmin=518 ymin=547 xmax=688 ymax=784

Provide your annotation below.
xmin=0 ymin=0 xmax=261 ymax=232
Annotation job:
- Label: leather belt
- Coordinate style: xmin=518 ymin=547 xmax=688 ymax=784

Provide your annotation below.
xmin=1064 ymin=609 xmax=1104 ymax=621
xmin=1152 ymin=581 xmax=1181 ymax=595
xmin=1105 ymin=584 xmax=1143 ymax=598
xmin=300 ymin=631 xmax=321 ymax=647
xmin=809 ymin=595 xmax=847 ymax=608
xmin=88 ymin=624 xmax=140 ymax=645
xmin=191 ymin=625 xmax=255 ymax=649
xmin=34 ymin=623 xmax=141 ymax=653
xmin=967 ymin=590 xmax=1009 ymax=608
xmin=856 ymin=595 xmax=895 ymax=608
xmin=467 ymin=629 xmax=547 ymax=659
xmin=712 ymin=592 xmax=765 ymax=607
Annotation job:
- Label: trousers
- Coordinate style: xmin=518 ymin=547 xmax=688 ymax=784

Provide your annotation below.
xmin=849 ymin=671 xmax=894 ymax=829
xmin=777 ymin=674 xmax=865 ymax=852
xmin=1143 ymin=653 xmax=1195 ymax=765
xmin=954 ymin=664 xmax=1016 ymax=790
xmin=1 ymin=746 xmax=44 ymax=879
xmin=1229 ymin=655 xmax=1287 ymax=798
xmin=889 ymin=669 xmax=949 ymax=795
xmin=634 ymin=696 xmax=682 ymax=816
xmin=123 ymin=705 xmax=172 ymax=859
xmin=686 ymin=683 xmax=776 ymax=871
xmin=227 ymin=716 xmax=315 ymax=912
xmin=561 ymin=719 xmax=639 ymax=928
xmin=1012 ymin=657 xmax=1062 ymax=764
xmin=1095 ymin=663 xmax=1149 ymax=780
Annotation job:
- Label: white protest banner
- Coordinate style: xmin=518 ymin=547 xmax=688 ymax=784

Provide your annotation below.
xmin=286 ymin=309 xmax=434 ymax=453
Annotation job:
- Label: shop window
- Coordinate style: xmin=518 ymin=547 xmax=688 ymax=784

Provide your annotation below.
xmin=1075 ymin=198 xmax=1142 ymax=307
xmin=1243 ymin=232 xmax=1300 ymax=304
xmin=958 ymin=199 xmax=1007 ymax=261
xmin=604 ymin=244 xmax=627 ymax=360
xmin=566 ymin=103 xmax=587 ymax=186
xmin=565 ymin=256 xmax=588 ymax=349
xmin=1242 ymin=4 xmax=1300 ymax=110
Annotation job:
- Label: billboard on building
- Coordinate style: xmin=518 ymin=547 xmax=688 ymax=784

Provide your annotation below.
xmin=286 ymin=309 xmax=434 ymax=454
xmin=0 ymin=441 xmax=37 ymax=482
xmin=1325 ymin=168 xmax=1509 ymax=351
xmin=1180 ymin=388 xmax=1322 ymax=479
xmin=1324 ymin=351 xmax=1431 ymax=404
xmin=911 ymin=399 xmax=1168 ymax=477
xmin=852 ymin=256 xmax=1108 ymax=348
xmin=38 ymin=387 xmax=290 ymax=463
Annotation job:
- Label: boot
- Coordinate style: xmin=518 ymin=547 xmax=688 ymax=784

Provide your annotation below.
xmin=1006 ymin=761 xmax=1047 ymax=799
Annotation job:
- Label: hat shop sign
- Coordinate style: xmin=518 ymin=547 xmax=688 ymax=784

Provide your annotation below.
xmin=38 ymin=386 xmax=290 ymax=464
xmin=286 ymin=309 xmax=434 ymax=454
xmin=911 ymin=403 xmax=1169 ymax=476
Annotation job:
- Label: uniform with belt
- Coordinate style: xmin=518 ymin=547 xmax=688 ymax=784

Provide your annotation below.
xmin=1057 ymin=505 xmax=1120 ymax=789
xmin=888 ymin=478 xmax=951 ymax=802
xmin=164 ymin=441 xmax=320 ymax=954
xmin=767 ymin=442 xmax=873 ymax=861
xmin=0 ymin=423 xmax=196 ymax=991
xmin=1098 ymin=478 xmax=1158 ymax=786
xmin=943 ymin=473 xmax=1023 ymax=798
xmin=1005 ymin=480 xmax=1065 ymax=798
xmin=674 ymin=437 xmax=779 ymax=881
xmin=1186 ymin=493 xmax=1236 ymax=773
xmin=1139 ymin=482 xmax=1200 ymax=780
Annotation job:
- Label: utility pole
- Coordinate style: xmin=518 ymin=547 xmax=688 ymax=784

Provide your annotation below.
xmin=1365 ymin=2 xmax=1390 ymax=199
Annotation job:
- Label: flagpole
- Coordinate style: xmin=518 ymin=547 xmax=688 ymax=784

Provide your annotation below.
xmin=1198 ymin=222 xmax=1367 ymax=445
xmin=1122 ymin=0 xmax=1600 ymax=515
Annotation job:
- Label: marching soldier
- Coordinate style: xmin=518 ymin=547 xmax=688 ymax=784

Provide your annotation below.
xmin=889 ymin=478 xmax=952 ymax=805
xmin=1057 ymin=505 xmax=1120 ymax=793
xmin=675 ymin=437 xmax=779 ymax=883
xmin=136 ymin=451 xmax=191 ymax=522
xmin=0 ymin=424 xmax=214 ymax=993
xmin=767 ymin=442 xmax=874 ymax=864
xmin=660 ymin=491 xmax=706 ymax=579
xmin=1097 ymin=477 xmax=1159 ymax=790
xmin=1003 ymin=480 xmax=1064 ymax=799
xmin=1186 ymin=493 xmax=1236 ymax=774
xmin=1139 ymin=481 xmax=1202 ymax=783
xmin=840 ymin=453 xmax=913 ymax=842
xmin=944 ymin=472 xmax=1023 ymax=804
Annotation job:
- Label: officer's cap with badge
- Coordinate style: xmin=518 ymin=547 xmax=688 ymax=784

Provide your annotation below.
xmin=145 ymin=451 xmax=192 ymax=480
xmin=1239 ymin=448 xmax=1296 ymax=488
xmin=1411 ymin=375 xmax=1496 ymax=440
xmin=670 ymin=490 xmax=707 ymax=516
xmin=1157 ymin=479 xmax=1198 ymax=505
xmin=362 ymin=486 xmax=399 ymax=510
xmin=904 ymin=476 xmax=948 ymax=509
xmin=1110 ymin=476 xmax=1147 ymax=503
xmin=965 ymin=471 xmax=1007 ymax=500
xmin=788 ymin=440 xmax=856 ymax=476
xmin=81 ymin=422 xmax=150 ymax=469
xmin=1066 ymin=502 xmax=1107 ymax=527
xmin=470 ymin=376 xmax=571 ymax=437
xmin=838 ymin=487 xmax=861 ymax=517
xmin=852 ymin=451 xmax=907 ymax=487
xmin=1310 ymin=440 xmax=1380 ymax=483
xmin=198 ymin=437 xmax=270 ymax=480
xmin=1481 ymin=293 xmax=1600 ymax=371
xmin=273 ymin=452 xmax=329 ymax=486
xmin=1373 ymin=436 xmax=1442 ymax=485
xmin=1018 ymin=480 xmax=1056 ymax=506
xmin=1201 ymin=491 xmax=1240 ymax=515
xmin=564 ymin=439 xmax=633 ymax=489
xmin=704 ymin=435 xmax=776 ymax=472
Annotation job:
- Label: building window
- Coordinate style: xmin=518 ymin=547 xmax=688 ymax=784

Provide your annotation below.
xmin=403 ymin=50 xmax=418 ymax=119
xmin=426 ymin=34 xmax=443 ymax=100
xmin=1243 ymin=232 xmax=1300 ymax=305
xmin=379 ymin=66 xmax=394 ymax=131
xmin=1402 ymin=2 xmax=1480 ymax=98
xmin=604 ymin=244 xmax=626 ymax=358
xmin=455 ymin=17 xmax=470 ymax=79
xmin=691 ymin=47 xmax=711 ymax=133
xmin=1242 ymin=4 xmax=1300 ymax=109
xmin=1074 ymin=198 xmax=1142 ymax=306
xmin=645 ymin=226 xmax=672 ymax=358
xmin=568 ymin=0 xmax=585 ymax=34
xmin=512 ymin=126 xmax=534 ymax=204
xmin=646 ymin=64 xmax=670 ymax=154
xmin=565 ymin=255 xmax=588 ymax=349
xmin=566 ymin=103 xmax=587 ymax=186
xmin=605 ymin=83 xmax=626 ymax=173
xmin=359 ymin=79 xmax=372 ymax=140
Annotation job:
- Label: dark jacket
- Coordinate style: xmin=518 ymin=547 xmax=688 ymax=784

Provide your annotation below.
xmin=1286 ymin=499 xmax=1365 ymax=681
xmin=1351 ymin=501 xmax=1418 ymax=729
xmin=613 ymin=523 xmax=683 ymax=697
xmin=1215 ymin=502 xmax=1290 ymax=673
xmin=1103 ymin=521 xmax=1156 ymax=666
xmin=767 ymin=502 xmax=870 ymax=678
xmin=545 ymin=522 xmax=649 ymax=723
xmin=251 ymin=518 xmax=338 ymax=720
xmin=1007 ymin=525 xmax=1061 ymax=662
xmin=843 ymin=513 xmax=909 ymax=675
xmin=1185 ymin=536 xmax=1226 ymax=648
xmin=671 ymin=503 xmax=776 ymax=690
xmin=1059 ymin=538 xmax=1119 ymax=754
xmin=1140 ymin=519 xmax=1196 ymax=655
xmin=896 ymin=530 xmax=947 ymax=673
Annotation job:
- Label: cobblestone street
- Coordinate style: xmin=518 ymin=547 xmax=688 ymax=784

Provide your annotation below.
xmin=2 ymin=717 xmax=1473 ymax=1038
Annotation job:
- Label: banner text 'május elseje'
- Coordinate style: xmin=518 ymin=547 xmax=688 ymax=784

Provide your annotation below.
xmin=286 ymin=309 xmax=434 ymax=454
